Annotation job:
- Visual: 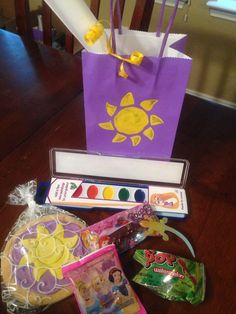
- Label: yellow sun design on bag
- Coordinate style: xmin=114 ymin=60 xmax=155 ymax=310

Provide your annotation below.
xmin=98 ymin=92 xmax=164 ymax=146
xmin=19 ymin=224 xmax=78 ymax=281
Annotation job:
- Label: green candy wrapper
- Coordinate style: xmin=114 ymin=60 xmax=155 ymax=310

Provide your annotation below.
xmin=133 ymin=250 xmax=205 ymax=304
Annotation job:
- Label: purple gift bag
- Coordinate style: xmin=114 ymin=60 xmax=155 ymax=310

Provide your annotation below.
xmin=82 ymin=0 xmax=192 ymax=158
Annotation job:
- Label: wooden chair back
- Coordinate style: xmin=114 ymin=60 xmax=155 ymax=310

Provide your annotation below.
xmin=14 ymin=0 xmax=155 ymax=54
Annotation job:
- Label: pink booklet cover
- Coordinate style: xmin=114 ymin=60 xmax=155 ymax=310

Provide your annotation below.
xmin=63 ymin=244 xmax=146 ymax=314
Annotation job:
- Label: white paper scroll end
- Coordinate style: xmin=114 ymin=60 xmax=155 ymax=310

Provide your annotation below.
xmin=44 ymin=0 xmax=108 ymax=54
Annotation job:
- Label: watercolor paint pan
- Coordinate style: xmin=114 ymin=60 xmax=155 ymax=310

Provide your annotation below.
xmin=44 ymin=148 xmax=189 ymax=218
xmin=44 ymin=177 xmax=188 ymax=218
xmin=71 ymin=181 xmax=148 ymax=203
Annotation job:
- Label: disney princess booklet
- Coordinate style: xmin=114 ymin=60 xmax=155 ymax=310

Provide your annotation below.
xmin=63 ymin=244 xmax=146 ymax=314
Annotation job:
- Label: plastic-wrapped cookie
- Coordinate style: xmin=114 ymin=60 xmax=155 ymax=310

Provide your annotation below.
xmin=1 ymin=213 xmax=86 ymax=309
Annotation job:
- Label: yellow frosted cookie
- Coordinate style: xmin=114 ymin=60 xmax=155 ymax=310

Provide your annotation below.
xmin=1 ymin=213 xmax=86 ymax=307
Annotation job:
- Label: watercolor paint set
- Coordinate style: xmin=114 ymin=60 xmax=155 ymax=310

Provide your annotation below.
xmin=39 ymin=148 xmax=190 ymax=218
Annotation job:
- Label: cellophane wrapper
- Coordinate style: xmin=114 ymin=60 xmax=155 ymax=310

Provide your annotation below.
xmin=0 ymin=181 xmax=86 ymax=314
xmin=133 ymin=249 xmax=205 ymax=304
xmin=76 ymin=203 xmax=158 ymax=255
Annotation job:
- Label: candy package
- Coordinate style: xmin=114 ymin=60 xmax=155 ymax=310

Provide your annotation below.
xmin=62 ymin=244 xmax=146 ymax=314
xmin=133 ymin=249 xmax=205 ymax=304
xmin=0 ymin=181 xmax=86 ymax=313
xmin=78 ymin=203 xmax=195 ymax=257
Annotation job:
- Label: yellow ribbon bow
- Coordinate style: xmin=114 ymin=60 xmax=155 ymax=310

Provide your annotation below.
xmin=84 ymin=22 xmax=144 ymax=78
xmin=109 ymin=50 xmax=144 ymax=79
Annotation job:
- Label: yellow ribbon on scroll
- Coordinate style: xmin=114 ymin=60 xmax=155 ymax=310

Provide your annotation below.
xmin=84 ymin=22 xmax=104 ymax=46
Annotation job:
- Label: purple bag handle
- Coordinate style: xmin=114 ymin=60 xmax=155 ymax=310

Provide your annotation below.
xmin=158 ymin=0 xmax=180 ymax=58
xmin=156 ymin=0 xmax=167 ymax=37
xmin=110 ymin=0 xmax=122 ymax=53
xmin=110 ymin=0 xmax=180 ymax=57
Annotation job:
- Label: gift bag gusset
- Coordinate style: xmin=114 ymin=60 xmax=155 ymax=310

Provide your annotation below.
xmin=82 ymin=0 xmax=192 ymax=158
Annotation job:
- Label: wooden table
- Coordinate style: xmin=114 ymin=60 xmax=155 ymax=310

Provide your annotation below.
xmin=0 ymin=29 xmax=236 ymax=314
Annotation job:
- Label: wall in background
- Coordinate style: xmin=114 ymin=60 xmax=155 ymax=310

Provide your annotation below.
xmin=149 ymin=0 xmax=236 ymax=107
xmin=1 ymin=0 xmax=236 ymax=107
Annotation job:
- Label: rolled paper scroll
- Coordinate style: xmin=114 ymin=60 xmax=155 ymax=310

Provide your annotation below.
xmin=44 ymin=0 xmax=108 ymax=53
